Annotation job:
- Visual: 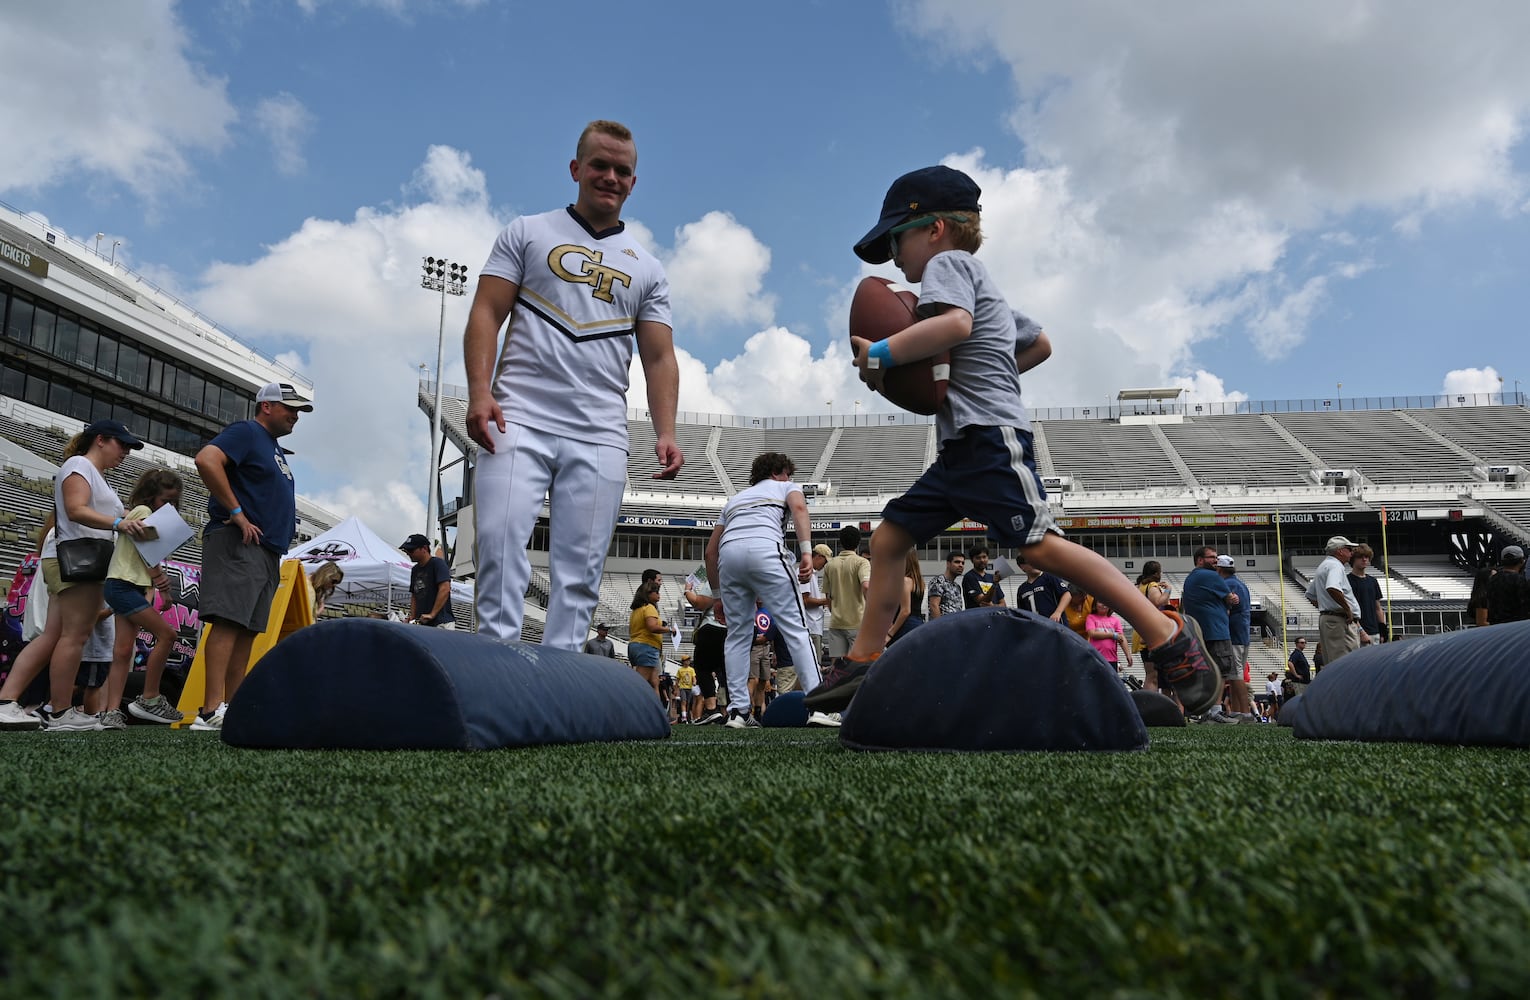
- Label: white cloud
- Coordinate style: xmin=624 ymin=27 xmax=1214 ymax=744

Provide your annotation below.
xmin=191 ymin=147 xmax=503 ymax=546
xmin=659 ymin=211 xmax=776 ymax=331
xmin=891 ymin=1 xmax=1530 ymax=388
xmin=254 ymin=93 xmax=315 ymax=176
xmin=1171 ymin=371 xmax=1249 ymax=405
xmin=1246 ymin=276 xmax=1331 ymax=360
xmin=0 ymin=1 xmax=235 ymax=197
xmin=1440 ymin=366 xmax=1503 ymax=404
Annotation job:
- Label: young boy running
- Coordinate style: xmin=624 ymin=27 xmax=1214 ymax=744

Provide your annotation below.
xmin=810 ymin=165 xmax=1219 ymax=713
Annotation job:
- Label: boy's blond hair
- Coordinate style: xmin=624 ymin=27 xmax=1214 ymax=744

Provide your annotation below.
xmin=933 ymin=210 xmax=982 ymax=254
xmin=576 ymin=120 xmax=634 ymax=160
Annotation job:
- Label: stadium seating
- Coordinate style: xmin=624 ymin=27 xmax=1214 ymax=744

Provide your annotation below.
xmin=1270 ymin=411 xmax=1477 ymax=484
xmin=1405 ymin=405 xmax=1530 ymax=466
xmin=821 ymin=425 xmax=933 ymax=496
xmin=1157 ymin=415 xmax=1314 ymax=489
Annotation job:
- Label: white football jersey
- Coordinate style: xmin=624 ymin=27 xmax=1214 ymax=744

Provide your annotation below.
xmin=719 ymin=479 xmax=800 ymax=545
xmin=481 ymin=208 xmax=672 ymax=450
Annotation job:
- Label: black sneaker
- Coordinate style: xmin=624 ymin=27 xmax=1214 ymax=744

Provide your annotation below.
xmin=803 ymin=656 xmax=874 ymax=713
xmin=1143 ymin=614 xmax=1222 ymax=716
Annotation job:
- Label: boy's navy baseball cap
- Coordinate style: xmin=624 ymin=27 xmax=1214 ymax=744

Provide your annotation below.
xmin=854 ymin=165 xmax=982 ymax=264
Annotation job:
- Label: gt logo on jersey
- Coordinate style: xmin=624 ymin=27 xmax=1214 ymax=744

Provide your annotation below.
xmin=548 ymin=244 xmax=633 ymax=303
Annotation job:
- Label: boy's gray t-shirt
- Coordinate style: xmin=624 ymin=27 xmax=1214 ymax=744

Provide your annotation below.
xmin=916 ymin=250 xmax=1040 ymax=445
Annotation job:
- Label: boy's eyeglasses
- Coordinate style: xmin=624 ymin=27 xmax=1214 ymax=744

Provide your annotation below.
xmin=887 ymin=214 xmax=938 ymax=257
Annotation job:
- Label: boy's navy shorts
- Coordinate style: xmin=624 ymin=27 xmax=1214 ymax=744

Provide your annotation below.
xmin=881 ymin=425 xmax=1060 ymax=547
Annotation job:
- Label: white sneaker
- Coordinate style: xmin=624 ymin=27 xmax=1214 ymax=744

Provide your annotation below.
xmin=41 ymin=707 xmax=103 ymax=732
xmin=806 ymin=711 xmax=842 ymax=728
xmin=724 ymin=711 xmax=759 ymax=730
xmin=189 ymin=703 xmax=228 ymax=732
xmin=0 ymin=701 xmax=40 ymax=731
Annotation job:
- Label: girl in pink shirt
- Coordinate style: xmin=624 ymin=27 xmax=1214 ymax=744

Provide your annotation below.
xmin=1085 ymin=601 xmax=1132 ymax=674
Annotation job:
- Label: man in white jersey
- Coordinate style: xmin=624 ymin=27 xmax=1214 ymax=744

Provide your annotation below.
xmin=704 ymin=452 xmax=823 ymax=728
xmin=464 ymin=120 xmax=683 ymax=647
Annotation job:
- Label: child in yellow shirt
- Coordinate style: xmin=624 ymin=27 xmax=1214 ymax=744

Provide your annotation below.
xmin=103 ymin=469 xmax=185 ymax=724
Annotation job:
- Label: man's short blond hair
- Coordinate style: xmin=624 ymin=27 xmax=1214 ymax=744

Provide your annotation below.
xmin=935 ymin=210 xmax=983 ymax=254
xmin=576 ymin=120 xmax=634 ymax=161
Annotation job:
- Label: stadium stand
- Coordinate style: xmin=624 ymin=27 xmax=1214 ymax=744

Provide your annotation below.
xmin=1041 ymin=420 xmax=1190 ymax=492
xmin=1157 ymin=415 xmax=1315 ymax=489
xmin=822 ymin=424 xmax=934 ymax=496
xmin=1269 ymin=411 xmax=1478 ymax=484
xmin=1405 ymin=405 xmax=1530 ymax=466
xmin=401 ymin=393 xmax=1525 ymax=657
xmin=626 ymin=419 xmax=725 ymax=495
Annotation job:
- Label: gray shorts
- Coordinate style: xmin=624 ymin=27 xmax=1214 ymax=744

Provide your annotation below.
xmin=1206 ymin=639 xmax=1237 ymax=680
xmin=199 ymin=527 xmax=281 ymax=633
xmin=749 ymin=643 xmax=773 ymax=681
xmin=824 ymin=627 xmax=858 ymax=658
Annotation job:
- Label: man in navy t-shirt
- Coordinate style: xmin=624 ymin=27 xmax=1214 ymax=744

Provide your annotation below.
xmin=1012 ymin=554 xmax=1070 ymax=621
xmin=1180 ymin=545 xmax=1251 ymax=720
xmin=402 ymin=533 xmax=456 ymax=629
xmin=191 ymin=380 xmax=311 ymax=731
xmin=962 ymin=546 xmax=1007 ymax=609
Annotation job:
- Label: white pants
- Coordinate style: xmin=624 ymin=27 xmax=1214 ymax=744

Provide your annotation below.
xmin=473 ymin=422 xmax=626 ymax=649
xmin=718 ymin=539 xmax=822 ymax=711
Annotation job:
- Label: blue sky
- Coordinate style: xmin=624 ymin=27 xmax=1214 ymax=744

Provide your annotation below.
xmin=4 ymin=1 xmax=1530 ymax=542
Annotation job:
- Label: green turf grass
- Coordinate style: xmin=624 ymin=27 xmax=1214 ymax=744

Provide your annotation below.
xmin=2 ymin=725 xmax=1529 ymax=997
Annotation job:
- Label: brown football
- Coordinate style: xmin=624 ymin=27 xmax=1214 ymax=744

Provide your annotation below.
xmin=848 ymin=276 xmax=949 ymax=416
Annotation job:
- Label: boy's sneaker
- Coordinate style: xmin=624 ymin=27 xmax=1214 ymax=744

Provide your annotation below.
xmin=803 ymin=657 xmax=874 ymax=713
xmin=0 ymin=700 xmax=41 ymax=731
xmin=1143 ymin=615 xmax=1222 ymax=716
xmin=806 ymin=711 xmax=842 ymax=728
xmin=724 ymin=710 xmax=759 ymax=730
xmin=128 ymin=694 xmax=184 ymax=725
xmin=41 ymin=707 xmax=102 ymax=732
xmin=698 ymin=709 xmax=726 ymax=725
xmin=98 ymin=709 xmax=129 ymax=731
xmin=189 ymin=703 xmax=227 ymax=732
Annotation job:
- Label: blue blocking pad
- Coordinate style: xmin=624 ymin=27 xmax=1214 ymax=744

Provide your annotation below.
xmin=761 ymin=690 xmax=809 ymax=727
xmin=1130 ymin=689 xmax=1186 ymax=727
xmin=838 ymin=608 xmax=1150 ymax=752
xmin=1294 ymin=621 xmax=1530 ymax=747
xmin=221 ymin=618 xmax=670 ymax=750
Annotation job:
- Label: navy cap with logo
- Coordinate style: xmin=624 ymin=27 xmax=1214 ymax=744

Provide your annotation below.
xmin=82 ymin=419 xmax=145 ymax=450
xmin=256 ymin=381 xmax=314 ymax=412
xmin=854 ymin=165 xmax=982 ymax=264
xmin=399 ymin=533 xmax=431 ymax=552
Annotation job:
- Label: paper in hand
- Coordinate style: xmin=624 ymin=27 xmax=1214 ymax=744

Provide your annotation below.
xmin=132 ymin=504 xmax=194 ymax=566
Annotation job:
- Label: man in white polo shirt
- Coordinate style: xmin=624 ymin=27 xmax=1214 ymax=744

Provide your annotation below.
xmin=463 ymin=119 xmax=683 ymax=649
xmin=1306 ymin=535 xmax=1369 ymax=667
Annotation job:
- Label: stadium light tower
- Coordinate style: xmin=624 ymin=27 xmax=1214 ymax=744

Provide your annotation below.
xmin=420 ymin=256 xmax=469 ymax=543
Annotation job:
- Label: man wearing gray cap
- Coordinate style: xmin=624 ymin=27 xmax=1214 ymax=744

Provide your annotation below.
xmin=1305 ymin=535 xmax=1368 ymax=666
xmin=191 ymin=380 xmax=312 ymax=730
xmin=1485 ymin=545 xmax=1530 ymax=625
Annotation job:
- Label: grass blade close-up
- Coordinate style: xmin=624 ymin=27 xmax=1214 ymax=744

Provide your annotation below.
xmin=3 ymin=725 xmax=1530 ymax=997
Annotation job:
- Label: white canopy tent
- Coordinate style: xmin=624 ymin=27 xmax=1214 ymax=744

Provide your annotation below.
xmin=286 ymin=515 xmax=474 ymax=618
